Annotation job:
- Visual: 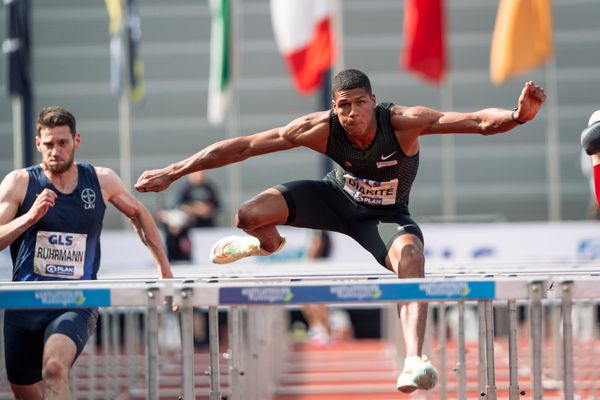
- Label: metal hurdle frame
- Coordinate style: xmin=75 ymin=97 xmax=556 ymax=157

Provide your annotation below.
xmin=0 ymin=274 xmax=598 ymax=399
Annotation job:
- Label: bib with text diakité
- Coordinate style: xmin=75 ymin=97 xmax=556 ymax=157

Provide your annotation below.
xmin=33 ymin=231 xmax=87 ymax=279
xmin=343 ymin=174 xmax=398 ymax=206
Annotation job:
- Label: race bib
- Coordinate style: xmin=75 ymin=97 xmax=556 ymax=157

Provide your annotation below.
xmin=343 ymin=174 xmax=398 ymax=206
xmin=34 ymin=231 xmax=87 ymax=279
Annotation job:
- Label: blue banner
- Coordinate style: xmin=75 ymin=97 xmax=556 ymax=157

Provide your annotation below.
xmin=219 ymin=281 xmax=495 ymax=305
xmin=0 ymin=289 xmax=111 ymax=309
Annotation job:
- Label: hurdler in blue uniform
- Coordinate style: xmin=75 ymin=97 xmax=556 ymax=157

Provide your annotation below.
xmin=0 ymin=107 xmax=174 ymax=400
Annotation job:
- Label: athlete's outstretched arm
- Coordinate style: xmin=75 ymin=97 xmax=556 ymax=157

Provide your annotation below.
xmin=135 ymin=111 xmax=329 ymax=193
xmin=392 ymin=81 xmax=546 ymax=137
xmin=97 ymin=167 xmax=174 ymax=279
xmin=0 ymin=171 xmax=57 ymax=251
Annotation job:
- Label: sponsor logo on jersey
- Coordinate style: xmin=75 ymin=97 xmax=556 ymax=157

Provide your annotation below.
xmin=45 ymin=264 xmax=75 ymax=276
xmin=81 ymin=188 xmax=96 ymax=210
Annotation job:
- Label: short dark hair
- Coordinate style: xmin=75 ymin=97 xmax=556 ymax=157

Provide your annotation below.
xmin=36 ymin=106 xmax=76 ymax=137
xmin=332 ymin=69 xmax=372 ymax=97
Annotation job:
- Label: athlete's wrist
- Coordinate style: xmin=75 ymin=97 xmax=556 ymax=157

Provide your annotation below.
xmin=511 ymin=107 xmax=526 ymax=125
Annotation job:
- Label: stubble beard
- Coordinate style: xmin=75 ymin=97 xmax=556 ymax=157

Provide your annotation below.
xmin=44 ymin=151 xmax=75 ymax=174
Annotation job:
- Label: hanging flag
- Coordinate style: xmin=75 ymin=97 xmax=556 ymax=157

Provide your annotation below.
xmin=490 ymin=0 xmax=553 ymax=85
xmin=125 ymin=0 xmax=144 ymax=102
xmin=402 ymin=0 xmax=447 ymax=85
xmin=270 ymin=0 xmax=335 ymax=95
xmin=105 ymin=0 xmax=124 ymax=98
xmin=207 ymin=0 xmax=231 ymax=125
xmin=5 ymin=0 xmax=31 ymax=98
xmin=104 ymin=0 xmax=144 ymax=102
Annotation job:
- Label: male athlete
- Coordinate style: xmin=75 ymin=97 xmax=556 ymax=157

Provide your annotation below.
xmin=0 ymin=106 xmax=175 ymax=399
xmin=581 ymin=110 xmax=600 ymax=208
xmin=136 ymin=69 xmax=546 ymax=392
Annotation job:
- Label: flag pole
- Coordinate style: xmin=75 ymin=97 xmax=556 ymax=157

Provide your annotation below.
xmin=226 ymin=0 xmax=241 ymax=225
xmin=333 ymin=0 xmax=344 ymax=75
xmin=545 ymin=56 xmax=561 ymax=221
xmin=11 ymin=97 xmax=24 ymax=169
xmin=118 ymin=1 xmax=132 ymax=228
xmin=439 ymin=82 xmax=456 ymax=219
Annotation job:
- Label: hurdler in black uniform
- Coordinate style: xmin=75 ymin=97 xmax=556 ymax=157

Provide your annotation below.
xmin=276 ymin=103 xmax=423 ymax=266
xmin=5 ymin=163 xmax=104 ymax=385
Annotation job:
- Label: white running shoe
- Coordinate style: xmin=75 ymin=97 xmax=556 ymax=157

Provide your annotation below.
xmin=210 ymin=235 xmax=286 ymax=264
xmin=396 ymin=355 xmax=438 ymax=393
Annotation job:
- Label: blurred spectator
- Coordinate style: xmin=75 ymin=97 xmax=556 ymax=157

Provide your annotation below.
xmin=157 ymin=171 xmax=220 ymax=262
xmin=157 ymin=171 xmax=220 ymax=347
xmin=302 ymin=231 xmax=353 ymax=345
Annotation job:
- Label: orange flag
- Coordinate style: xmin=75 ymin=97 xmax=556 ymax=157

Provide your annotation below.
xmin=490 ymin=0 xmax=553 ymax=84
xmin=402 ymin=0 xmax=447 ymax=85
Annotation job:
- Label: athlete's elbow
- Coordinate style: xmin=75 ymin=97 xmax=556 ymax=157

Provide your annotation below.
xmin=479 ymin=122 xmax=506 ymax=136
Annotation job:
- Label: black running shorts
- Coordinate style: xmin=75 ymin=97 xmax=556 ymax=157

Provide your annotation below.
xmin=4 ymin=308 xmax=99 ymax=385
xmin=275 ymin=179 xmax=424 ymax=267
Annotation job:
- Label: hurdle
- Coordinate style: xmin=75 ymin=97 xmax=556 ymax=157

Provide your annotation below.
xmin=0 ymin=267 xmax=598 ymax=399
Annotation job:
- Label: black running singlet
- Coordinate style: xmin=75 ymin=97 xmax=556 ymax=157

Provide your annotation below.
xmin=325 ymin=102 xmax=419 ymax=212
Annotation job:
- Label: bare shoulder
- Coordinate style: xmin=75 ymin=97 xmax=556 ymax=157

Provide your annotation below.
xmin=284 ymin=110 xmax=329 ymax=136
xmin=0 ymin=169 xmax=29 ymax=210
xmin=94 ymin=166 xmax=125 ymax=196
xmin=94 ymin=166 xmax=119 ymax=183
xmin=0 ymin=169 xmax=29 ymax=195
xmin=390 ymin=104 xmax=441 ymax=128
xmin=281 ymin=110 xmax=330 ymax=151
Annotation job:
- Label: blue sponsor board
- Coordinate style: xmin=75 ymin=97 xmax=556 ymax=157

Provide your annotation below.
xmin=0 ymin=289 xmax=111 ymax=309
xmin=219 ymin=281 xmax=495 ymax=305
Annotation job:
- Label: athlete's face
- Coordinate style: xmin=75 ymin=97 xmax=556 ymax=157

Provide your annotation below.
xmin=332 ymin=88 xmax=376 ymax=138
xmin=36 ymin=125 xmax=80 ymax=174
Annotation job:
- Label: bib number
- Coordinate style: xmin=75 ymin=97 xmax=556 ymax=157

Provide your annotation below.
xmin=34 ymin=231 xmax=87 ymax=279
xmin=343 ymin=174 xmax=398 ymax=206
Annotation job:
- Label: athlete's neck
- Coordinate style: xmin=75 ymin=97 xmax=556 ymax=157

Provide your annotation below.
xmin=346 ymin=120 xmax=377 ymax=150
xmin=42 ymin=163 xmax=79 ymax=194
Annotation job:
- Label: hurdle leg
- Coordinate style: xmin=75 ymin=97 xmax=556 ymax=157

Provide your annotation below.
xmin=484 ymin=300 xmax=497 ymax=399
xmin=456 ymin=301 xmax=467 ymax=400
xmin=438 ymin=302 xmax=447 ymax=399
xmin=208 ymin=306 xmax=222 ymax=400
xmin=529 ymin=281 xmax=544 ymax=400
xmin=145 ymin=287 xmax=160 ymax=400
xmin=180 ymin=287 xmax=195 ymax=400
xmin=507 ymin=300 xmax=520 ymax=399
xmin=477 ymin=301 xmax=486 ymax=395
xmin=228 ymin=306 xmax=244 ymax=400
xmin=561 ymin=282 xmax=574 ymax=400
xmin=101 ymin=309 xmax=111 ymax=399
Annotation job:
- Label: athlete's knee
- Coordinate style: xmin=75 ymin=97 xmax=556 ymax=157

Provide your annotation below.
xmin=42 ymin=358 xmax=69 ymax=384
xmin=236 ymin=200 xmax=262 ymax=230
xmin=397 ymin=243 xmax=425 ymax=279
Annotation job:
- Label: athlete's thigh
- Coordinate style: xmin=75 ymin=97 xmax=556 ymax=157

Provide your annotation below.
xmin=44 ymin=308 xmax=99 ymax=363
xmin=350 ymin=213 xmax=424 ymax=268
xmin=274 ymin=179 xmax=353 ymax=233
xmin=4 ymin=310 xmax=47 ymax=385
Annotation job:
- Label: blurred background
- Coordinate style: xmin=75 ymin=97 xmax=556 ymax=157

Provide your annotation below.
xmin=2 ymin=0 xmax=600 ymax=230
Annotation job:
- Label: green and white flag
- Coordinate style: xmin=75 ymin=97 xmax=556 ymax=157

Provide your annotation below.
xmin=207 ymin=0 xmax=231 ymax=125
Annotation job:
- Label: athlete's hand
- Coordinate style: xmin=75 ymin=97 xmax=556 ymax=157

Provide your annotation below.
xmin=135 ymin=168 xmax=173 ymax=193
xmin=27 ymin=189 xmax=56 ymax=224
xmin=513 ymin=81 xmax=546 ymax=123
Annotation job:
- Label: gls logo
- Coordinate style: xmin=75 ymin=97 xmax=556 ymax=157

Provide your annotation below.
xmin=49 ymin=234 xmax=73 ymax=246
xmin=81 ymin=188 xmax=96 ymax=210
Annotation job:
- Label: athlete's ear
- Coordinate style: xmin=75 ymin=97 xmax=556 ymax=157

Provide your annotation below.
xmin=74 ymin=132 xmax=81 ymax=150
xmin=371 ymin=93 xmax=376 ymax=104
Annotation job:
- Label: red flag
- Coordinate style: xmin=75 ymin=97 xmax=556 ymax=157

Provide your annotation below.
xmin=270 ymin=0 xmax=336 ymax=94
xmin=402 ymin=0 xmax=446 ymax=85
